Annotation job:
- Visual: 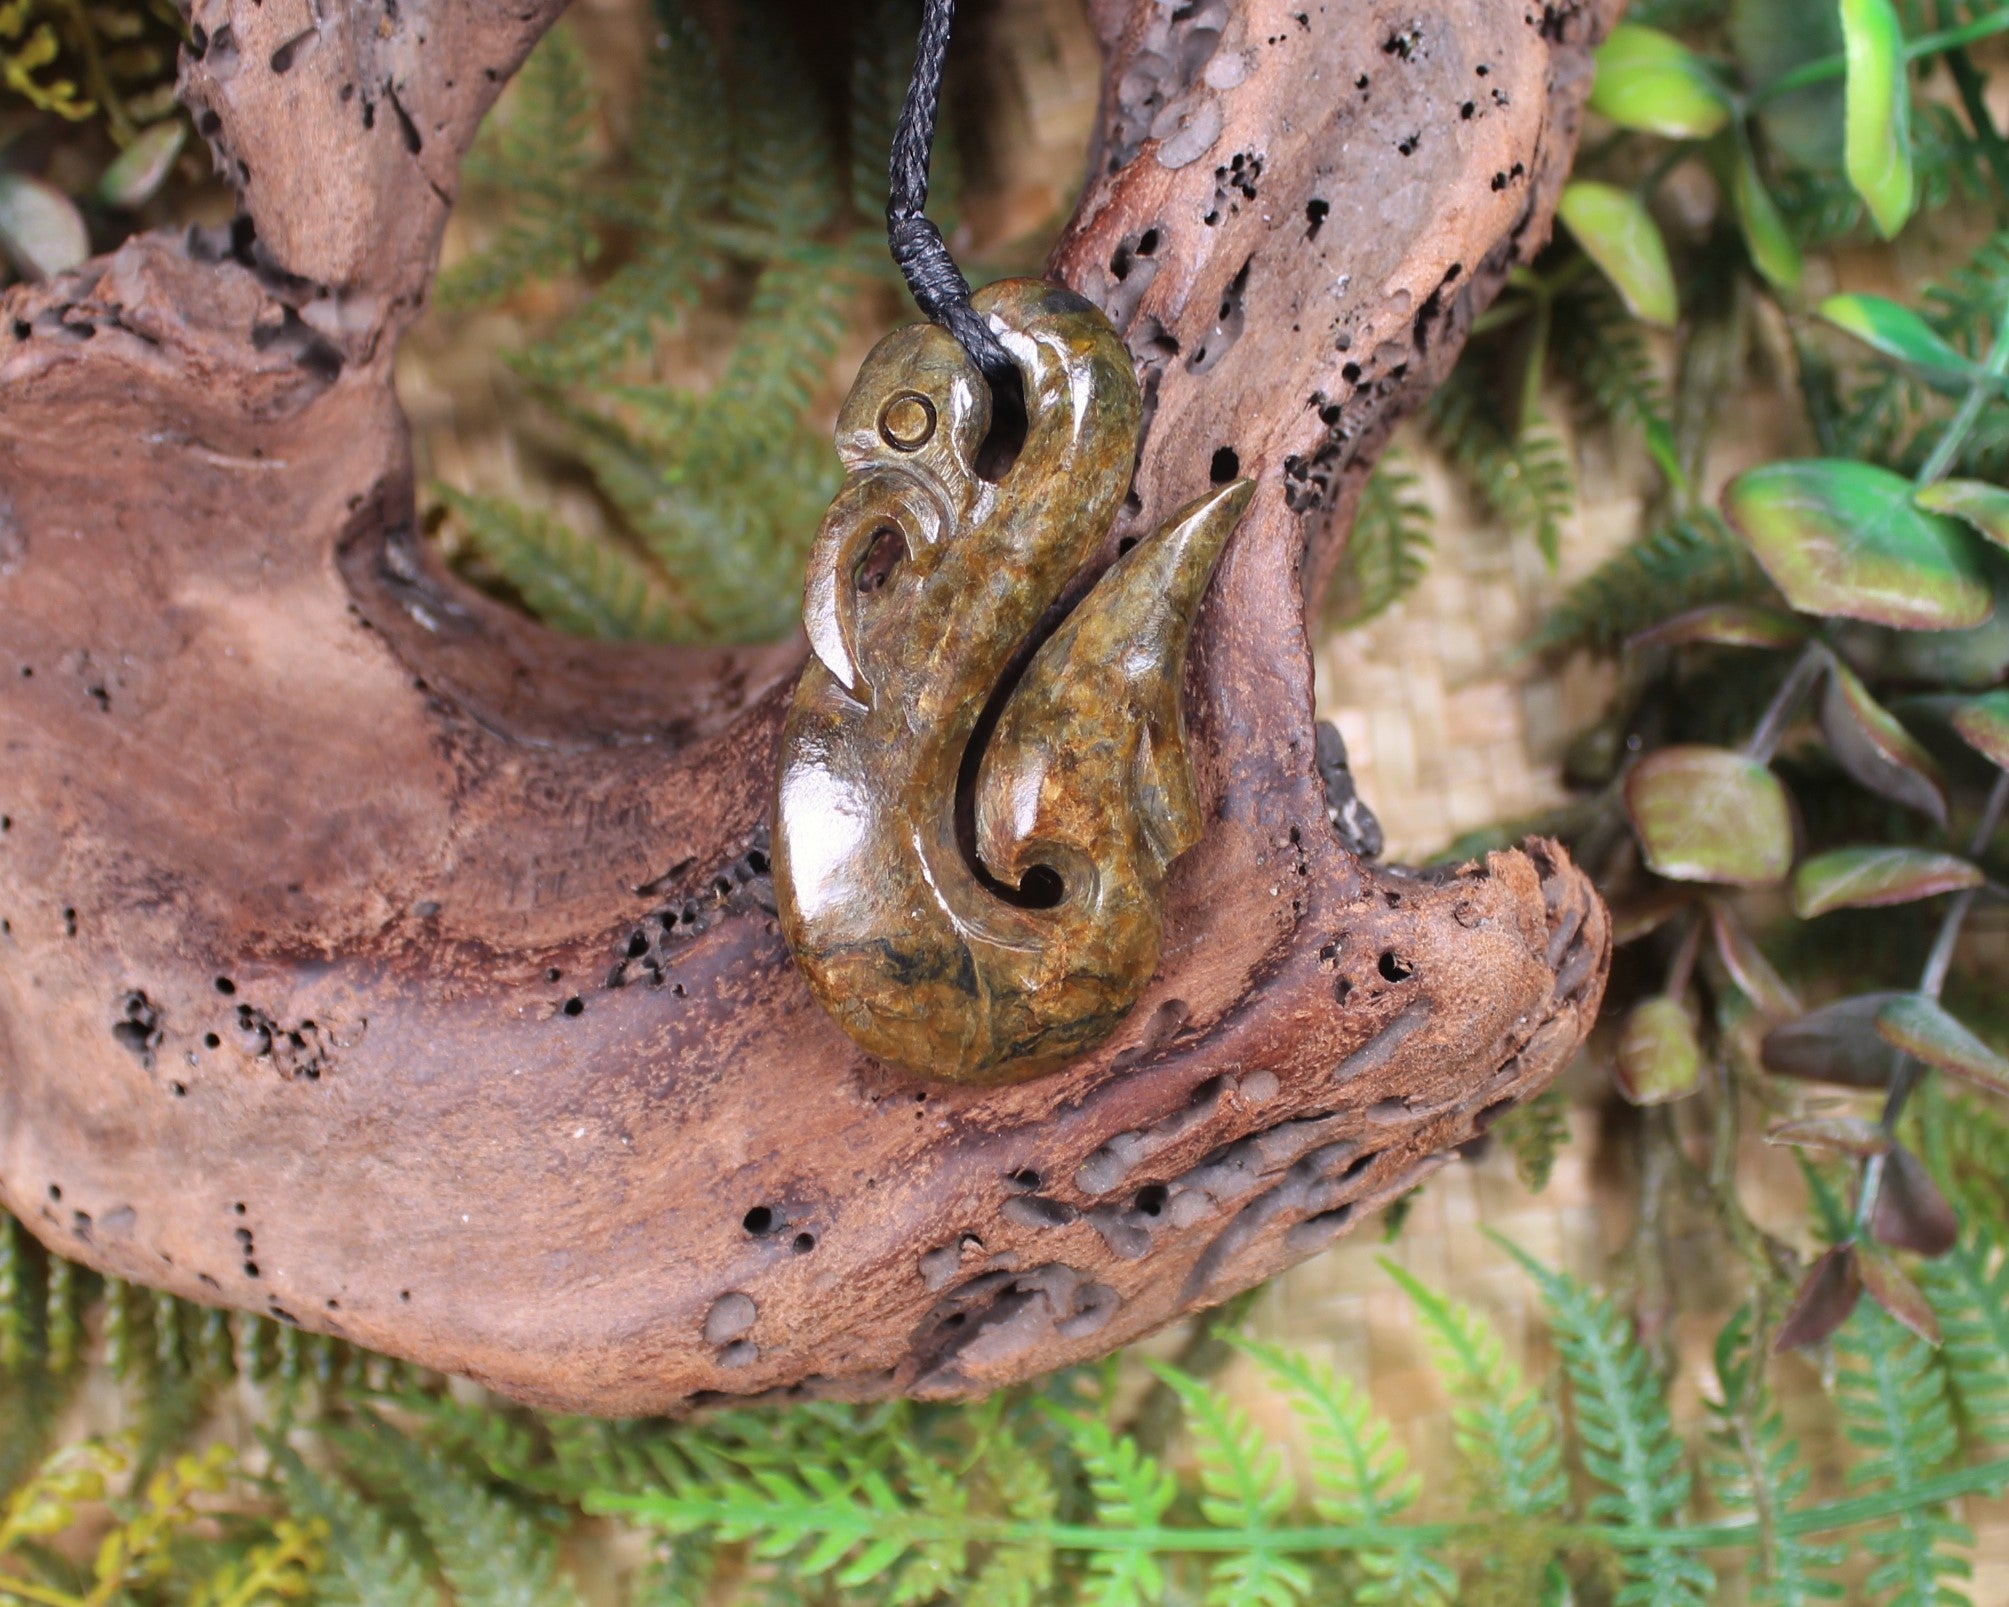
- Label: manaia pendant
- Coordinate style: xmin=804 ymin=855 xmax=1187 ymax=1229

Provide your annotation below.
xmin=773 ymin=279 xmax=1252 ymax=1085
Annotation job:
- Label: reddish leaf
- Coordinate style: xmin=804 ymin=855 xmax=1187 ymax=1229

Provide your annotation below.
xmin=1791 ymin=846 xmax=1981 ymax=917
xmin=1707 ymin=903 xmax=1801 ymax=1019
xmin=1761 ymin=993 xmax=1906 ymax=1088
xmin=1870 ymin=1145 xmax=1959 ymax=1257
xmin=1858 ymin=1242 xmax=1940 ymax=1344
xmin=1876 ymin=994 xmax=2009 ymax=1096
xmin=1952 ymin=689 xmax=2009 ymax=770
xmin=1626 ymin=605 xmax=1810 ymax=652
xmin=1774 ymin=1244 xmax=1862 ymax=1351
xmin=1765 ymin=1115 xmax=1890 ymax=1157
xmin=1819 ymin=658 xmax=1948 ymax=826
xmin=1615 ymin=995 xmax=1704 ymax=1105
xmin=1624 ymin=746 xmax=1794 ymax=886
xmin=1611 ymin=889 xmax=1695 ymax=947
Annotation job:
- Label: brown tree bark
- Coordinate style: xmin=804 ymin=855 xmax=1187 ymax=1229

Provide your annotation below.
xmin=0 ymin=0 xmax=1614 ymax=1414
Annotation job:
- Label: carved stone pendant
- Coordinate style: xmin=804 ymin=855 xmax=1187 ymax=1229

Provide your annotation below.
xmin=774 ymin=279 xmax=1252 ymax=1085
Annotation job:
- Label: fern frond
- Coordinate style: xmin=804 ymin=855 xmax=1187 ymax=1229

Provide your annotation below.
xmin=516 ymin=239 xmax=716 ymax=384
xmin=849 ymin=0 xmax=918 ymax=219
xmin=964 ymin=1421 xmax=1056 ymax=1607
xmin=632 ymin=0 xmax=732 ymax=212
xmin=727 ymin=22 xmax=839 ymax=241
xmin=1379 ymin=1259 xmax=1567 ymax=1522
xmin=0 ymin=1211 xmax=39 ymax=1374
xmin=1498 ymin=1238 xmax=1714 ymax=1607
xmin=1145 ymin=1362 xmax=1309 ymax=1607
xmin=1046 ymin=1409 xmax=1174 ymax=1607
xmin=1331 ymin=450 xmax=1433 ymax=626
xmin=266 ymin=1436 xmax=436 ymax=1607
xmin=1917 ymin=1228 xmax=2009 ymax=1449
xmin=1705 ymin=1306 xmax=1844 ymax=1606
xmin=1494 ymin=1087 xmax=1571 ymax=1193
xmin=437 ymin=485 xmax=680 ymax=642
xmin=1834 ymin=1300 xmax=1972 ymax=1607
xmin=441 ymin=22 xmax=600 ymax=308
xmin=1424 ymin=369 xmax=1577 ymax=564
xmin=1556 ymin=282 xmax=1679 ymax=482
xmin=1531 ymin=510 xmax=1767 ymax=655
xmin=1231 ymin=1337 xmax=1455 ymax=1604
xmin=340 ymin=1412 xmax=586 ymax=1607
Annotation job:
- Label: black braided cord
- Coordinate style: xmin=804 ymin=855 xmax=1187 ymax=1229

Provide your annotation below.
xmin=887 ymin=0 xmax=1019 ymax=393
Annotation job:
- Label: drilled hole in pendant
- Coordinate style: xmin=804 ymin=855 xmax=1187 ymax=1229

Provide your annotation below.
xmin=1013 ymin=864 xmax=1066 ymax=908
xmin=973 ymin=366 xmax=1028 ymax=483
xmin=854 ymin=525 xmax=907 ymax=593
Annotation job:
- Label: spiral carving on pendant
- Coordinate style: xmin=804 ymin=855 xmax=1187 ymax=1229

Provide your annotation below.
xmin=774 ymin=279 xmax=1252 ymax=1084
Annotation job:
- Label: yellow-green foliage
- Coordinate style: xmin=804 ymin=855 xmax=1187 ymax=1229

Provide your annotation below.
xmin=0 ymin=0 xmax=90 ymax=119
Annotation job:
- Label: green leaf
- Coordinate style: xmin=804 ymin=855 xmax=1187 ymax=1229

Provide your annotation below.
xmin=1840 ymin=0 xmax=1914 ymax=238
xmin=1624 ymin=745 xmax=1794 ymax=885
xmin=1730 ymin=141 xmax=1802 ymax=294
xmin=0 ymin=172 xmax=86 ymax=281
xmin=1723 ymin=460 xmax=1992 ymax=631
xmin=1818 ymin=657 xmax=1948 ymax=824
xmin=1615 ymin=995 xmax=1704 ymax=1104
xmin=1877 ymin=994 xmax=2009 ymax=1096
xmin=1627 ymin=604 xmax=1809 ymax=651
xmin=1951 ymin=689 xmax=2009 ymax=769
xmin=1914 ymin=478 xmax=2009 ymax=551
xmin=1589 ymin=25 xmax=1732 ymax=138
xmin=1819 ymin=294 xmax=1975 ymax=387
xmin=97 ymin=119 xmax=187 ymax=208
xmin=1791 ymin=847 xmax=1980 ymax=917
xmin=1557 ymin=181 xmax=1678 ymax=328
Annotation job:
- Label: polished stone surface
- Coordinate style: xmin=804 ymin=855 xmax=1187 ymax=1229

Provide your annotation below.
xmin=775 ymin=279 xmax=1253 ymax=1083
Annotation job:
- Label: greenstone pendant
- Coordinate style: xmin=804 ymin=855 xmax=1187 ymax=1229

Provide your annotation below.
xmin=774 ymin=279 xmax=1252 ymax=1084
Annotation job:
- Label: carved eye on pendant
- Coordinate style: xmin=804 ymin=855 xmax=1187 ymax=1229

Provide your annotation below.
xmin=853 ymin=524 xmax=908 ymax=594
xmin=878 ymin=390 xmax=937 ymax=451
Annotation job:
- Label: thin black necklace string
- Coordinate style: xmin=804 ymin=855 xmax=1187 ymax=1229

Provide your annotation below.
xmin=885 ymin=0 xmax=1019 ymax=394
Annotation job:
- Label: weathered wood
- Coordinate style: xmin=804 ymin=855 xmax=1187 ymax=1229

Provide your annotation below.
xmin=0 ymin=0 xmax=1614 ymax=1414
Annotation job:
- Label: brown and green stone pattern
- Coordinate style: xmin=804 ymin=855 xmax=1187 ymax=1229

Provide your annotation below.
xmin=774 ymin=279 xmax=1253 ymax=1084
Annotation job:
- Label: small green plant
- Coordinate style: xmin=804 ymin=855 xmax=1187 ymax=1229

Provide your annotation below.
xmin=432 ymin=0 xmax=963 ymax=644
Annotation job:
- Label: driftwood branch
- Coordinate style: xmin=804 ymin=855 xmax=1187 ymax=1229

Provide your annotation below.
xmin=0 ymin=0 xmax=1613 ymax=1413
